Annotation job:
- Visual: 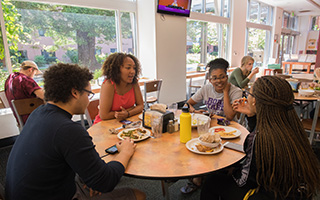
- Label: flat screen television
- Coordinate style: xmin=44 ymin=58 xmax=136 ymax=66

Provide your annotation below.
xmin=157 ymin=0 xmax=192 ymax=17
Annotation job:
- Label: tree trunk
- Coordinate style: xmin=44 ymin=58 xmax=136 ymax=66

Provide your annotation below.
xmin=76 ymin=30 xmax=100 ymax=71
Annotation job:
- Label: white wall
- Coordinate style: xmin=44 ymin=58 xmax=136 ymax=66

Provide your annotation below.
xmin=297 ymin=16 xmax=312 ymax=54
xmin=271 ymin=7 xmax=283 ymax=59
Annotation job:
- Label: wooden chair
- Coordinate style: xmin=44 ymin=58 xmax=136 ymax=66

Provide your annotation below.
xmin=301 ymin=99 xmax=320 ymax=145
xmin=0 ymin=91 xmax=10 ymax=108
xmin=11 ymin=98 xmax=44 ymax=131
xmin=84 ymin=99 xmax=100 ymax=127
xmin=144 ymin=79 xmax=162 ymax=110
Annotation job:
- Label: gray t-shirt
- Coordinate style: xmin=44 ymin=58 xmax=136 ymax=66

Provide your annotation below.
xmin=191 ymin=83 xmax=242 ymax=117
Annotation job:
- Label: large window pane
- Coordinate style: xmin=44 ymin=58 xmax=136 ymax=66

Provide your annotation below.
xmin=121 ymin=12 xmax=135 ymax=55
xmin=247 ymin=28 xmax=267 ymax=67
xmin=249 ymin=1 xmax=258 ymax=23
xmin=187 ymin=20 xmax=228 ymax=72
xmin=260 ymin=4 xmax=268 ymax=24
xmin=311 ymin=16 xmax=320 ymax=31
xmin=0 ymin=25 xmax=8 ymax=91
xmin=192 ymin=0 xmax=229 ymax=17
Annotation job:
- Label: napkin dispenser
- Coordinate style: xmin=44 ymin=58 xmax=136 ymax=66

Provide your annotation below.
xmin=142 ymin=109 xmax=174 ymax=133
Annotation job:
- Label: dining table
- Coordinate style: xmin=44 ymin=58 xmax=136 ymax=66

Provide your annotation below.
xmin=294 ymin=92 xmax=319 ymax=119
xmin=87 ymin=113 xmax=249 ymax=200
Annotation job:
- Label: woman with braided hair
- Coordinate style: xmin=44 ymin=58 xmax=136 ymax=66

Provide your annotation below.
xmin=200 ymin=76 xmax=320 ymax=200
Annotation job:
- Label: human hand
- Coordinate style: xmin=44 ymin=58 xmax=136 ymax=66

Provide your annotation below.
xmin=251 ymin=67 xmax=259 ymax=75
xmin=232 ymin=97 xmax=254 ymax=116
xmin=116 ymin=137 xmax=136 ymax=157
xmin=194 ymin=109 xmax=207 ymax=114
xmin=223 ymin=82 xmax=231 ymax=94
xmin=115 ymin=106 xmax=128 ymax=120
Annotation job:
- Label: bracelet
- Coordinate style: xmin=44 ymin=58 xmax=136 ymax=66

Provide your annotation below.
xmin=126 ymin=110 xmax=130 ymax=117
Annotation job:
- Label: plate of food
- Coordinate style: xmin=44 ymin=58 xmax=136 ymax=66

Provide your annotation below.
xmin=186 ymin=138 xmax=224 ymax=155
xmin=117 ymin=128 xmax=151 ymax=142
xmin=208 ymin=126 xmax=241 ymax=139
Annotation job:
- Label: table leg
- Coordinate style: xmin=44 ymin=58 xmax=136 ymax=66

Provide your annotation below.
xmin=161 ymin=180 xmax=170 ymax=200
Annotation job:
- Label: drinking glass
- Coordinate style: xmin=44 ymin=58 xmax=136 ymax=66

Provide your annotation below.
xmin=151 ymin=117 xmax=163 ymax=138
xmin=197 ymin=117 xmax=210 ymax=137
xmin=168 ymin=103 xmax=178 ymax=117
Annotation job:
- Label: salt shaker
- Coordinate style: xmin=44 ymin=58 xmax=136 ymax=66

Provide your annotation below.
xmin=167 ymin=120 xmax=174 ymax=133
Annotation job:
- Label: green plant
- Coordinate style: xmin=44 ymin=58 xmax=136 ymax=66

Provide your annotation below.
xmin=93 ymin=69 xmax=103 ymax=80
xmin=34 ymin=55 xmax=46 ymax=67
xmin=95 ymin=53 xmax=108 ymax=65
xmin=65 ymin=50 xmax=78 ymax=64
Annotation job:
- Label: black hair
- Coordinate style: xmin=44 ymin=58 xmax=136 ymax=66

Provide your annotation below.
xmin=44 ymin=63 xmax=93 ymax=103
xmin=207 ymin=58 xmax=229 ymax=75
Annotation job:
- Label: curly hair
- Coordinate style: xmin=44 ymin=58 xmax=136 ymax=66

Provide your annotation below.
xmin=101 ymin=53 xmax=141 ymax=85
xmin=253 ymin=76 xmax=320 ymax=199
xmin=43 ymin=63 xmax=93 ymax=103
xmin=207 ymin=58 xmax=229 ymax=75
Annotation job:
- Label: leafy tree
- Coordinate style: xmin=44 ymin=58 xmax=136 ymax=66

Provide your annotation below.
xmin=11 ymin=1 xmax=133 ymax=71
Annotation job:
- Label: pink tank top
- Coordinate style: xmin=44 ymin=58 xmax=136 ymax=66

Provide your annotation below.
xmin=94 ymin=80 xmax=135 ymax=124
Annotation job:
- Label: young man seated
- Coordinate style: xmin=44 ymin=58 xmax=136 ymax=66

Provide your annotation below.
xmin=5 ymin=63 xmax=145 ymax=200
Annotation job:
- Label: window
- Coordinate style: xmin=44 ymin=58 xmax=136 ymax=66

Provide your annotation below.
xmin=187 ymin=0 xmax=230 ymax=72
xmin=0 ymin=0 xmax=137 ymax=80
xmin=282 ymin=11 xmax=298 ymax=30
xmin=246 ymin=0 xmax=273 ymax=67
xmin=311 ymin=16 xmax=320 ymax=31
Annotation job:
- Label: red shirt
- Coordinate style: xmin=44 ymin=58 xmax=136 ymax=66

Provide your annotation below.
xmin=5 ymin=72 xmax=41 ymax=124
xmin=93 ymin=80 xmax=135 ymax=124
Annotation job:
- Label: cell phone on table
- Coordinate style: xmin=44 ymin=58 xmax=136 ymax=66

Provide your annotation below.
xmin=105 ymin=145 xmax=118 ymax=154
xmin=224 ymin=142 xmax=244 ymax=153
xmin=120 ymin=120 xmax=133 ymax=125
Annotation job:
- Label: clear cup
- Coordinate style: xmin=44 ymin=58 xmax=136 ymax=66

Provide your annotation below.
xmin=197 ymin=117 xmax=210 ymax=137
xmin=168 ymin=103 xmax=178 ymax=117
xmin=151 ymin=117 xmax=163 ymax=138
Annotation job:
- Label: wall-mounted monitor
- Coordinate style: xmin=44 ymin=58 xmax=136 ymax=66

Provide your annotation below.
xmin=157 ymin=0 xmax=192 ymax=17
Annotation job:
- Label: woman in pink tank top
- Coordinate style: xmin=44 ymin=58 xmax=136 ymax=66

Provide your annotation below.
xmin=94 ymin=53 xmax=144 ymax=124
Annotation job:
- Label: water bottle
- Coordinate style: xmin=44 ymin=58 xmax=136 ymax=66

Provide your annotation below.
xmin=180 ymin=103 xmax=191 ymax=143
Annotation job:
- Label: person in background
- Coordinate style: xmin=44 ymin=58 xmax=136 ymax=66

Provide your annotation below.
xmin=181 ymin=58 xmax=242 ymax=194
xmin=5 ymin=63 xmax=145 ymax=200
xmin=4 ymin=60 xmax=44 ymax=124
xmin=94 ymin=53 xmax=144 ymax=124
xmin=187 ymin=58 xmax=242 ymax=121
xmin=228 ymin=56 xmax=259 ymax=89
xmin=201 ymin=76 xmax=320 ymax=200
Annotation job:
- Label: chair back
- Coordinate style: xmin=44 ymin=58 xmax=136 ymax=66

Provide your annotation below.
xmin=273 ymin=69 xmax=283 ymax=75
xmin=11 ymin=98 xmax=44 ymax=130
xmin=0 ymin=91 xmax=10 ymax=108
xmin=308 ymin=99 xmax=320 ymax=144
xmin=144 ymin=79 xmax=162 ymax=110
xmin=84 ymin=99 xmax=100 ymax=127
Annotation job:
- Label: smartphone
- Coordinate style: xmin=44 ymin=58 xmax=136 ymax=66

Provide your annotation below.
xmin=105 ymin=145 xmax=118 ymax=154
xmin=120 ymin=120 xmax=133 ymax=125
xmin=224 ymin=142 xmax=244 ymax=153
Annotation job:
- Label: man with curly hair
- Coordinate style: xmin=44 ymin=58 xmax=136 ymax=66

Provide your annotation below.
xmin=4 ymin=60 xmax=44 ymax=125
xmin=5 ymin=63 xmax=145 ymax=200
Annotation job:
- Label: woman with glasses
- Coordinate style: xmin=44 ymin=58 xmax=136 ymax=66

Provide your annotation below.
xmin=186 ymin=58 xmax=242 ymax=121
xmin=181 ymin=58 xmax=242 ymax=194
xmin=228 ymin=56 xmax=259 ymax=89
xmin=94 ymin=53 xmax=144 ymax=124
xmin=201 ymin=76 xmax=320 ymax=200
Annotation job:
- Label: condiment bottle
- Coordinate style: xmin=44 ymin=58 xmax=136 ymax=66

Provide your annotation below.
xmin=180 ymin=103 xmax=191 ymax=143
xmin=167 ymin=120 xmax=174 ymax=133
xmin=174 ymin=118 xmax=179 ymax=132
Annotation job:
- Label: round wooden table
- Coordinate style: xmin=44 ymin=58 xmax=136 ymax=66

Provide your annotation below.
xmin=88 ymin=114 xmax=249 ymax=179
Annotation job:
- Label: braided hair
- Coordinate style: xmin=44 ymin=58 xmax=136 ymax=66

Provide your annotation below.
xmin=253 ymin=76 xmax=320 ymax=199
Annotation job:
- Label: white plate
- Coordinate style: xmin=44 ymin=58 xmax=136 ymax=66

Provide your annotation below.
xmin=117 ymin=128 xmax=151 ymax=142
xmin=186 ymin=138 xmax=224 ymax=155
xmin=178 ymin=113 xmax=211 ymax=127
xmin=209 ymin=126 xmax=241 ymax=139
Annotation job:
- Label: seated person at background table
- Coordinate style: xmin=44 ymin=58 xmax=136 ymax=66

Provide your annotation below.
xmin=5 ymin=63 xmax=145 ymax=200
xmin=201 ymin=76 xmax=320 ymax=200
xmin=228 ymin=56 xmax=259 ymax=89
xmin=94 ymin=53 xmax=144 ymax=124
xmin=4 ymin=60 xmax=44 ymax=124
xmin=181 ymin=58 xmax=242 ymax=194
xmin=187 ymin=58 xmax=242 ymax=121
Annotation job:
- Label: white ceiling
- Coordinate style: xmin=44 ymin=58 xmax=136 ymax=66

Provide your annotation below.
xmin=259 ymin=0 xmax=320 ymax=16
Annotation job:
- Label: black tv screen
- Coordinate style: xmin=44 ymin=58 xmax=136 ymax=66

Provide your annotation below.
xmin=157 ymin=0 xmax=192 ymax=17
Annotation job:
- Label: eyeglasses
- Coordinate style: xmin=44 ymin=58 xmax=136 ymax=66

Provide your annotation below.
xmin=83 ymin=89 xmax=95 ymax=100
xmin=209 ymin=75 xmax=227 ymax=81
xmin=244 ymin=89 xmax=254 ymax=97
